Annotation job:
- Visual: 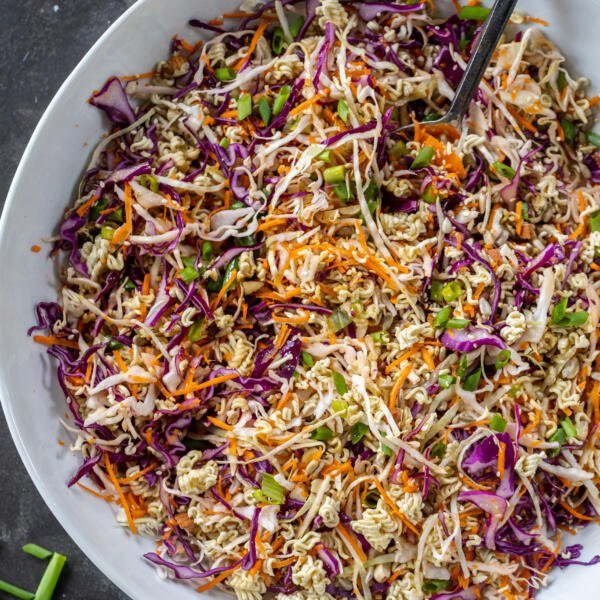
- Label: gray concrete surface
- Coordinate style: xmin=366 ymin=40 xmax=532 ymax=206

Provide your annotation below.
xmin=0 ymin=1 xmax=136 ymax=598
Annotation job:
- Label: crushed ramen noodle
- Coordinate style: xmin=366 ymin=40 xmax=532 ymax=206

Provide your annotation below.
xmin=31 ymin=1 xmax=600 ymax=598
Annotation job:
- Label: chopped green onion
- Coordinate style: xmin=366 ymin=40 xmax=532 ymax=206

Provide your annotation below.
xmin=422 ymin=579 xmax=450 ymax=594
xmin=334 ymin=183 xmax=352 ymax=201
xmin=188 ymin=319 xmax=205 ymax=342
xmin=328 ymin=308 xmax=352 ymax=332
xmin=22 ymin=543 xmax=53 ymax=560
xmin=490 ymin=413 xmax=507 ymax=433
xmin=219 ymin=137 xmax=230 ymax=150
xmin=364 ymin=180 xmax=379 ymax=202
xmin=324 ymin=165 xmax=346 ymax=184
xmin=522 ymin=203 xmax=530 ymax=221
xmin=552 ymin=297 xmax=568 ymax=324
xmin=331 ymin=399 xmax=348 ymax=414
xmin=289 ymin=15 xmax=305 ymax=38
xmin=458 ymin=5 xmax=491 ymax=20
xmin=180 ymin=265 xmax=200 ymax=284
xmin=34 ymin=552 xmax=67 ymax=600
xmin=423 ymin=112 xmax=441 ymax=122
xmin=337 ymin=98 xmax=349 ymax=123
xmin=237 ymin=93 xmax=252 ymax=121
xmin=410 ymin=146 xmax=435 ymax=169
xmin=492 ymin=161 xmax=516 ymax=179
xmin=230 ymin=200 xmax=247 ymax=209
xmin=495 ymin=349 xmax=511 ymax=370
xmin=222 ymin=258 xmax=239 ymax=292
xmin=390 ymin=140 xmax=408 ymax=158
xmin=350 ymin=422 xmax=369 ymax=444
xmin=557 ymin=70 xmax=566 ymax=92
xmin=124 ymin=278 xmax=136 ymax=291
xmin=434 ymin=306 xmax=452 ymax=329
xmin=317 ymin=150 xmax=332 ymax=163
xmin=561 ymin=117 xmax=575 ymax=145
xmin=441 ymin=281 xmax=463 ymax=302
xmin=560 ymin=416 xmax=578 ymax=439
xmin=365 ymin=199 xmax=378 ymax=217
xmin=446 ymin=318 xmax=470 ymax=329
xmin=590 ymin=211 xmax=600 ymax=232
xmin=462 ymin=368 xmax=482 ymax=392
xmin=259 ymin=473 xmax=285 ymax=504
xmin=381 ymin=443 xmax=394 ymax=458
xmin=438 ymin=373 xmax=456 ymax=389
xmin=271 ymin=27 xmax=285 ymax=54
xmin=273 ymin=85 xmax=291 ymax=116
xmin=206 ymin=277 xmax=222 ymax=292
xmin=88 ymin=197 xmax=107 ymax=221
xmin=215 ymin=67 xmax=236 ymax=81
xmin=588 ymin=131 xmax=600 ymax=148
xmin=301 ymin=351 xmax=314 ymax=368
xmin=100 ymin=226 xmax=114 ymax=240
xmin=548 ymin=427 xmax=566 ymax=458
xmin=370 ymin=331 xmax=386 ymax=343
xmin=362 ymin=490 xmax=380 ymax=509
xmin=111 ymin=207 xmax=124 ymax=223
xmin=108 ymin=339 xmax=124 ymax=351
xmin=332 ymin=372 xmax=348 ymax=395
xmin=201 ymin=241 xmax=213 ymax=262
xmin=0 ymin=580 xmax=34 ymax=600
xmin=563 ymin=311 xmax=589 ymax=326
xmin=258 ymin=97 xmax=271 ymax=125
xmin=430 ymin=441 xmax=446 ymax=459
xmin=235 ymin=235 xmax=255 ymax=247
xmin=422 ymin=184 xmax=439 ymax=204
xmin=182 ymin=256 xmax=196 ymax=268
xmin=139 ymin=174 xmax=159 ymax=192
xmin=311 ymin=426 xmax=334 ymax=442
xmin=429 ymin=279 xmax=444 ymax=302
xmin=457 ymin=355 xmax=469 ymax=379
xmin=458 ymin=37 xmax=469 ymax=51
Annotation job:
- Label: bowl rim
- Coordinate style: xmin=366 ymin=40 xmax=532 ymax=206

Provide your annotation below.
xmin=0 ymin=1 xmax=150 ymax=598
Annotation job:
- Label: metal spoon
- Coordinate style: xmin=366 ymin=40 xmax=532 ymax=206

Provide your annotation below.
xmin=397 ymin=0 xmax=518 ymax=133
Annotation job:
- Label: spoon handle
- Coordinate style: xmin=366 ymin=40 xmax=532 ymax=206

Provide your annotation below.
xmin=445 ymin=0 xmax=519 ymax=123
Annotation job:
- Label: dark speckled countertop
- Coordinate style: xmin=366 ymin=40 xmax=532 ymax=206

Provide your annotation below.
xmin=0 ymin=2 xmax=135 ymax=598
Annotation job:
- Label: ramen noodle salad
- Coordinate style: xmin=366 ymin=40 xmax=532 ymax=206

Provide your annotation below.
xmin=30 ymin=0 xmax=600 ymax=598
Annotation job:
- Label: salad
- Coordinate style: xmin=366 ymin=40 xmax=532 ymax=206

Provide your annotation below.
xmin=30 ymin=1 xmax=600 ymax=598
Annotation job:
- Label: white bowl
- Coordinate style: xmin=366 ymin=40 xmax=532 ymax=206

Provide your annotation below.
xmin=0 ymin=1 xmax=599 ymax=598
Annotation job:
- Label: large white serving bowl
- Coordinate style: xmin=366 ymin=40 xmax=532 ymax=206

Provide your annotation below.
xmin=0 ymin=0 xmax=599 ymax=598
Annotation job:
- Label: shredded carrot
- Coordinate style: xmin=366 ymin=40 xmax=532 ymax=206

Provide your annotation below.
xmin=77 ymin=482 xmax=114 ymax=502
xmin=558 ymin=500 xmax=599 ymax=522
xmin=271 ymin=557 xmax=296 ymax=569
xmin=222 ymin=11 xmax=255 ymax=18
xmin=104 ymin=454 xmax=137 ymax=533
xmin=195 ymin=564 xmax=240 ymax=592
xmin=75 ymin=193 xmax=99 ymax=217
xmin=289 ymin=92 xmax=325 ymax=117
xmin=211 ymin=269 xmax=238 ymax=309
xmin=111 ymin=183 xmax=133 ymax=244
xmin=372 ymin=478 xmax=420 ymax=535
xmin=207 ymin=416 xmax=234 ymax=431
xmin=257 ymin=217 xmax=288 ymax=232
xmin=421 ymin=347 xmax=435 ymax=370
xmin=497 ymin=441 xmax=506 ymax=480
xmin=389 ymin=363 xmax=414 ymax=410
xmin=170 ymin=372 xmax=240 ymax=397
xmin=506 ymin=106 xmax=538 ymax=134
xmin=568 ymin=222 xmax=585 ymax=241
xmin=30 ymin=244 xmax=42 ymax=253
xmin=113 ymin=350 xmax=127 ymax=372
xmin=235 ymin=21 xmax=268 ymax=70
xmin=515 ymin=201 xmax=523 ymax=236
xmin=385 ymin=347 xmax=419 ymax=374
xmin=524 ymin=15 xmax=549 ymax=26
xmin=120 ymin=70 xmax=155 ymax=82
xmin=337 ymin=523 xmax=367 ymax=562
xmin=117 ymin=462 xmax=158 ymax=484
xmin=33 ymin=335 xmax=79 ymax=350
xmin=590 ymin=95 xmax=600 ymax=107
